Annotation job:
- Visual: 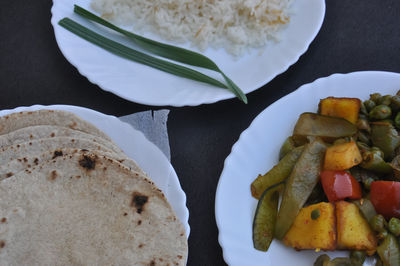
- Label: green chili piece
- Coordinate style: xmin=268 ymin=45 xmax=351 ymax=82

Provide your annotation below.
xmin=275 ymin=139 xmax=326 ymax=240
xmin=251 ymin=146 xmax=304 ymax=199
xmin=279 ymin=136 xmax=296 ymax=160
xmin=360 ymin=151 xmax=393 ymax=174
xmin=377 ymin=234 xmax=400 ymax=266
xmin=293 ymin=113 xmax=357 ymax=142
xmin=353 ymin=198 xmax=377 ymax=222
xmin=252 ymin=182 xmax=284 ymax=251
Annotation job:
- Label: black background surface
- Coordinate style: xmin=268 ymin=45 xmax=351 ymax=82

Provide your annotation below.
xmin=1 ymin=1 xmax=400 ymax=265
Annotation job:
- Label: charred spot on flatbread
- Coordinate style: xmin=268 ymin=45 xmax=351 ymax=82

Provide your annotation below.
xmin=131 ymin=192 xmax=148 ymax=214
xmin=149 ymin=260 xmax=155 ymax=266
xmin=1 ymin=218 xmax=6 ymax=223
xmin=6 ymin=172 xmax=13 ymax=178
xmin=0 ymin=240 xmax=5 ymax=248
xmin=52 ymin=150 xmax=63 ymax=159
xmin=48 ymin=170 xmax=58 ymax=181
xmin=78 ymin=155 xmax=96 ymax=170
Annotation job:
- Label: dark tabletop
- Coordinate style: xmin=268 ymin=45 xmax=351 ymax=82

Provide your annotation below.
xmin=1 ymin=1 xmax=400 ymax=265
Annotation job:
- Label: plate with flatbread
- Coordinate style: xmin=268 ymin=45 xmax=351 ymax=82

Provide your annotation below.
xmin=0 ymin=105 xmax=189 ymax=265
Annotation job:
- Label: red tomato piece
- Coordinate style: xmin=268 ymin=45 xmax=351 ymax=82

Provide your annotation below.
xmin=370 ymin=181 xmax=400 ymax=219
xmin=320 ymin=170 xmax=362 ymax=202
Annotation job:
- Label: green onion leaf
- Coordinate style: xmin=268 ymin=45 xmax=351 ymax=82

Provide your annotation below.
xmin=72 ymin=5 xmax=247 ymax=103
xmin=59 ymin=18 xmax=233 ymax=90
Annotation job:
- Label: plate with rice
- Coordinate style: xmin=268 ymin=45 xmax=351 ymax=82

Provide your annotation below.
xmin=51 ymin=0 xmax=325 ymax=106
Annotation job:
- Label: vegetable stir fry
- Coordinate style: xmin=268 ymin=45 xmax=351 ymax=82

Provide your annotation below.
xmin=251 ymin=91 xmax=400 ymax=265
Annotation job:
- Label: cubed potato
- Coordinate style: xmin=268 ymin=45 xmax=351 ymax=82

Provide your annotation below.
xmin=319 ymin=97 xmax=361 ymax=124
xmin=324 ymin=141 xmax=362 ymax=170
xmin=336 ymin=201 xmax=377 ymax=253
xmin=283 ymin=202 xmax=336 ymax=251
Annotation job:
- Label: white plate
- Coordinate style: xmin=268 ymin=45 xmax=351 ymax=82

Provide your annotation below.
xmin=215 ymin=71 xmax=400 ymax=265
xmin=0 ymin=105 xmax=190 ymax=237
xmin=50 ymin=0 xmax=325 ymax=106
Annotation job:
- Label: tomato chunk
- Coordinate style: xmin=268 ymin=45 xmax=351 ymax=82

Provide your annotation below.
xmin=370 ymin=181 xmax=400 ymax=219
xmin=320 ymin=170 xmax=362 ymax=202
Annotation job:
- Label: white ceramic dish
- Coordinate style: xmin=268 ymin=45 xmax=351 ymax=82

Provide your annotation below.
xmin=0 ymin=105 xmax=190 ymax=237
xmin=215 ymin=71 xmax=400 ymax=265
xmin=51 ymin=0 xmax=325 ymax=106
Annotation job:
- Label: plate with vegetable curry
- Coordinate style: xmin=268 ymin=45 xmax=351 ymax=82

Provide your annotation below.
xmin=215 ymin=71 xmax=400 ymax=265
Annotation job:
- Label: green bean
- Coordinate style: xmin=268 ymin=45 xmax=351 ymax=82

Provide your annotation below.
xmin=364 ymin=99 xmax=377 ymax=112
xmin=371 ymin=147 xmax=385 ymax=159
xmin=394 ymin=112 xmax=400 ymax=130
xmin=388 ymin=218 xmax=400 ymax=236
xmin=370 ymin=93 xmax=382 ymax=103
xmin=370 ymin=214 xmax=388 ymax=233
xmin=353 ymin=198 xmax=377 ymax=222
xmin=350 ymin=250 xmax=366 ymax=264
xmin=378 ymin=95 xmax=392 ymax=106
xmin=360 ymin=150 xmax=393 ymax=174
xmin=369 ymin=105 xmax=392 ymax=120
xmin=391 ymin=95 xmax=400 ymax=112
xmin=279 ymin=136 xmax=296 ymax=160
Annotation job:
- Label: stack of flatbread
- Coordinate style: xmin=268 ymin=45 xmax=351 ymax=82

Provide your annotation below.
xmin=0 ymin=110 xmax=188 ymax=265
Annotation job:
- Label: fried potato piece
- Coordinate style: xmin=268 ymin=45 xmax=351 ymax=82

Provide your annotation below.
xmin=336 ymin=201 xmax=377 ymax=254
xmin=319 ymin=97 xmax=361 ymax=124
xmin=324 ymin=141 xmax=362 ymax=170
xmin=283 ymin=202 xmax=336 ymax=251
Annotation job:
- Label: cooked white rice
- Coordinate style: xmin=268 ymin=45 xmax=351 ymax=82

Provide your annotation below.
xmin=91 ymin=0 xmax=293 ymax=55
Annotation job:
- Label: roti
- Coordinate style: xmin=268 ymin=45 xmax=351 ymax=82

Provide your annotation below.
xmin=0 ymin=151 xmax=188 ymax=265
xmin=0 ymin=109 xmax=111 ymax=141
xmin=0 ymin=147 xmax=144 ymax=180
xmin=0 ymin=125 xmax=123 ymax=153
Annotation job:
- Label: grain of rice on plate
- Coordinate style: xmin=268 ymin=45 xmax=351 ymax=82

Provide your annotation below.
xmin=91 ymin=0 xmax=293 ymax=55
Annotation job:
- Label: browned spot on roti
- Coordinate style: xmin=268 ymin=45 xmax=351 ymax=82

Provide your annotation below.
xmin=6 ymin=172 xmax=13 ymax=178
xmin=131 ymin=192 xmax=148 ymax=214
xmin=27 ymin=164 xmax=31 ymax=168
xmin=159 ymin=258 xmax=164 ymax=262
xmin=1 ymin=218 xmax=6 ymax=223
xmin=79 ymin=155 xmax=96 ymax=170
xmin=29 ymin=142 xmax=32 ymax=146
xmin=177 ymin=255 xmax=183 ymax=259
xmin=0 ymin=241 xmax=5 ymax=248
xmin=49 ymin=170 xmax=58 ymax=181
xmin=137 ymin=220 xmax=142 ymax=225
xmin=23 ymin=158 xmax=27 ymax=163
xmin=103 ymin=167 xmax=107 ymax=171
xmin=52 ymin=150 xmax=63 ymax=159
xmin=34 ymin=158 xmax=39 ymax=165
xmin=71 ymin=139 xmax=75 ymax=143
xmin=149 ymin=260 xmax=155 ymax=266
xmin=27 ymin=111 xmax=33 ymax=114
xmin=123 ymin=212 xmax=128 ymax=216
xmin=16 ymin=144 xmax=20 ymax=148
xmin=138 ymin=244 xmax=144 ymax=248
xmin=81 ymin=149 xmax=88 ymax=152
xmin=29 ymin=134 xmax=33 ymax=139
xmin=50 ymin=132 xmax=55 ymax=137
xmin=69 ymin=121 xmax=78 ymax=129
xmin=76 ymin=175 xmax=81 ymax=179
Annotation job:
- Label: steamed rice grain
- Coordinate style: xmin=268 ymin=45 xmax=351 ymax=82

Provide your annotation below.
xmin=91 ymin=0 xmax=293 ymax=55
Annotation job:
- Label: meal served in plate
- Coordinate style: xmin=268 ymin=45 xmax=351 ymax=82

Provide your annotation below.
xmin=251 ymin=92 xmax=400 ymax=265
xmin=0 ymin=110 xmax=188 ymax=265
xmin=90 ymin=0 xmax=293 ymax=55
